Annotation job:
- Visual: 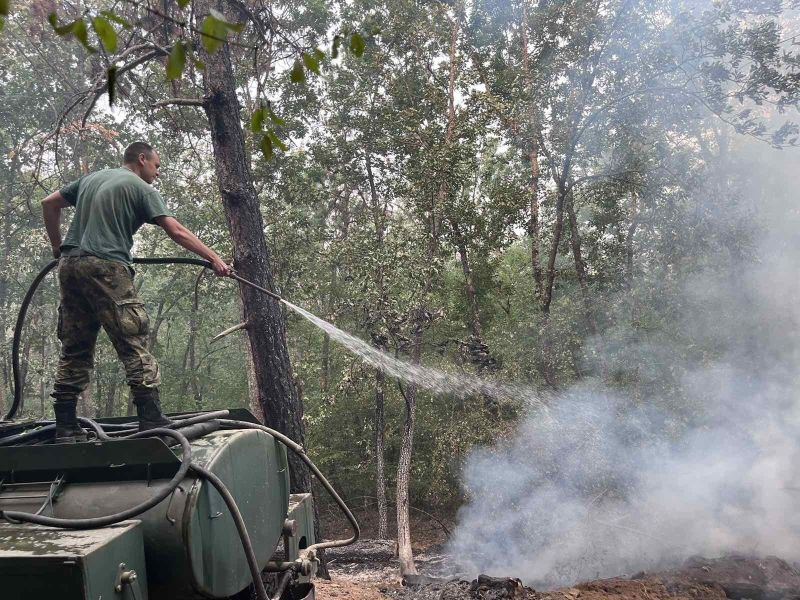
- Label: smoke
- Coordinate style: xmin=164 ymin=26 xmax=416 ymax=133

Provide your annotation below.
xmin=446 ymin=139 xmax=800 ymax=588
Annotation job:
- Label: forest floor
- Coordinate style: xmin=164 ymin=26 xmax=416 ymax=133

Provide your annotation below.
xmin=316 ymin=511 xmax=800 ymax=600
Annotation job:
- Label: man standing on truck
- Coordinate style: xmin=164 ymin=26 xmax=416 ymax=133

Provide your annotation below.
xmin=42 ymin=141 xmax=232 ymax=442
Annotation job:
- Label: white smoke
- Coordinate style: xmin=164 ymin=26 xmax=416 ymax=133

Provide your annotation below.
xmin=446 ymin=138 xmax=800 ymax=588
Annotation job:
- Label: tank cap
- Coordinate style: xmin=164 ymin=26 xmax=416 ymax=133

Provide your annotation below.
xmin=283 ymin=519 xmax=298 ymax=536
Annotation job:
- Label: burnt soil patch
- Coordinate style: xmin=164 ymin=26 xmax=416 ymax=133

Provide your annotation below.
xmin=324 ymin=540 xmax=800 ymax=600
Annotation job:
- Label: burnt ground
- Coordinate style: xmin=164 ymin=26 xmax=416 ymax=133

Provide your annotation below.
xmin=316 ymin=515 xmax=800 ymax=600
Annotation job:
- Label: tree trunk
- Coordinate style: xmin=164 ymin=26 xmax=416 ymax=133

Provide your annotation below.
xmin=103 ymin=374 xmax=118 ymax=418
xmin=452 ymin=221 xmax=483 ymax=340
xmin=200 ymin=6 xmax=309 ymax=492
xmin=365 ymin=152 xmax=389 ymax=540
xmin=396 ymin=10 xmax=459 ymax=577
xmin=626 ymin=192 xmax=640 ymax=326
xmin=541 ymin=185 xmax=567 ymax=314
xmin=374 ymin=368 xmax=389 ymax=540
xmin=566 ymin=191 xmax=596 ymax=335
xmin=184 ymin=271 xmax=203 ymax=408
xmin=396 ymin=342 xmax=420 ymax=576
xmin=520 ymin=4 xmax=543 ymax=302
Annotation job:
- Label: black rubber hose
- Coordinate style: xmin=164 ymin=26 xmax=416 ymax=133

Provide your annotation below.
xmin=191 ymin=464 xmax=273 ymax=600
xmin=7 ymin=259 xmax=59 ymax=421
xmin=0 ymin=423 xmax=57 ymax=446
xmin=6 ymin=257 xmax=216 ymax=422
xmin=106 ymin=409 xmax=231 ymax=438
xmin=218 ymin=419 xmax=360 ymax=552
xmin=0 ymin=428 xmax=192 ymax=528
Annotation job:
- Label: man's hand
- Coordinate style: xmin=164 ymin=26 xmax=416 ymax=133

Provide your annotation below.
xmin=210 ymin=257 xmax=233 ymax=277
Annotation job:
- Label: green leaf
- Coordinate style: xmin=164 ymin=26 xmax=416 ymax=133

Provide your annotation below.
xmin=107 ymin=66 xmax=117 ymax=106
xmin=48 ymin=14 xmax=96 ymax=53
xmin=260 ymin=133 xmax=273 ymax=160
xmin=193 ymin=57 xmax=206 ymax=70
xmin=290 ymin=60 xmax=305 ymax=83
xmin=0 ymin=17 xmax=5 ymax=32
xmin=71 ymin=19 xmax=96 ymax=53
xmin=268 ymin=106 xmax=285 ymax=126
xmin=0 ymin=0 xmax=9 ymax=17
xmin=48 ymin=13 xmax=74 ymax=35
xmin=302 ymin=51 xmax=320 ymax=75
xmin=92 ymin=16 xmax=117 ymax=53
xmin=200 ymin=15 xmax=227 ymax=53
xmin=166 ymin=40 xmax=187 ymax=80
xmin=250 ymin=107 xmax=266 ymax=133
xmin=209 ymin=8 xmax=242 ymax=32
xmin=349 ymin=32 xmax=365 ymax=57
xmin=99 ymin=11 xmax=131 ymax=30
xmin=177 ymin=0 xmax=191 ymax=7
xmin=332 ymin=35 xmax=342 ymax=59
xmin=267 ymin=130 xmax=288 ymax=152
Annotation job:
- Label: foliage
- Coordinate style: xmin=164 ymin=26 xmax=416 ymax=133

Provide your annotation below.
xmin=1 ymin=0 xmax=798 ymax=518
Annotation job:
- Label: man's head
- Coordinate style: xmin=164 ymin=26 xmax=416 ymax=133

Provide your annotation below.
xmin=123 ymin=142 xmax=160 ymax=184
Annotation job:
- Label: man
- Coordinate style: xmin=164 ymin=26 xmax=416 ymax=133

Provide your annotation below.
xmin=42 ymin=141 xmax=231 ymax=442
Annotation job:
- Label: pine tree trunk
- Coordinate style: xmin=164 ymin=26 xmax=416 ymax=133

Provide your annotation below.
xmin=199 ymin=2 xmax=309 ymax=493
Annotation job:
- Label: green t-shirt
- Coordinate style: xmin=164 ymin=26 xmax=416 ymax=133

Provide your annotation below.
xmin=59 ymin=167 xmax=173 ymax=264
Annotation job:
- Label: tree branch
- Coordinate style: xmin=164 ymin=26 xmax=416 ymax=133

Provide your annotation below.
xmin=151 ymin=98 xmax=208 ymax=109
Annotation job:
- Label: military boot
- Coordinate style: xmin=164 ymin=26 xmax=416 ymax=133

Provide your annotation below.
xmin=53 ymin=401 xmax=88 ymax=443
xmin=133 ymin=388 xmax=173 ymax=432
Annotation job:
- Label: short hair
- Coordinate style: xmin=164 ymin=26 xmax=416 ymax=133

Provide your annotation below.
xmin=123 ymin=142 xmax=155 ymax=164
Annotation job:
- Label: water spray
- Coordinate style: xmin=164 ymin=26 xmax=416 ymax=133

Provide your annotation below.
xmin=6 ymin=256 xmax=551 ymax=423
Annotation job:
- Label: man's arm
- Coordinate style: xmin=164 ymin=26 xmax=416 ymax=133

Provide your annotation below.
xmin=154 ymin=216 xmax=232 ymax=277
xmin=42 ymin=191 xmax=70 ymax=259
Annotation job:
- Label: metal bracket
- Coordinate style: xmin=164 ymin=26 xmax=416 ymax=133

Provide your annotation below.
xmin=115 ymin=562 xmax=142 ymax=598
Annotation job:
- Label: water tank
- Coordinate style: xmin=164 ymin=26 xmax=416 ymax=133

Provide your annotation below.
xmin=0 ymin=427 xmax=290 ymax=599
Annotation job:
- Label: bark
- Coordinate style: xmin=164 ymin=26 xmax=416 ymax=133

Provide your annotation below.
xmin=199 ymin=1 xmax=309 ymax=492
xmin=520 ymin=3 xmax=543 ymax=302
xmin=541 ymin=185 xmax=567 ymax=314
xmin=452 ymin=221 xmax=483 ymax=340
xmin=396 ymin=340 xmax=421 ymax=576
xmin=320 ymin=332 xmax=331 ymax=395
xmin=78 ymin=378 xmax=94 ymax=418
xmin=625 ymin=192 xmax=639 ymax=293
xmin=147 ymin=271 xmax=182 ymax=352
xmin=366 ymin=152 xmax=389 ymax=540
xmin=566 ymin=191 xmax=597 ymax=335
xmin=102 ymin=373 xmax=119 ymax=418
xmin=182 ymin=271 xmax=203 ymax=408
xmin=374 ymin=367 xmax=389 ymax=540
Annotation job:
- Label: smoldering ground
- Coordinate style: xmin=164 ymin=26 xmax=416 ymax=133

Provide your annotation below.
xmin=445 ymin=139 xmax=800 ymax=588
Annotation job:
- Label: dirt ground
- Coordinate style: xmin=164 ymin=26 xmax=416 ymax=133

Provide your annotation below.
xmin=316 ymin=513 xmax=800 ymax=600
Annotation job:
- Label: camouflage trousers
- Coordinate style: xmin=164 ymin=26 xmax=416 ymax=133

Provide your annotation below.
xmin=52 ymin=255 xmax=161 ymax=406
